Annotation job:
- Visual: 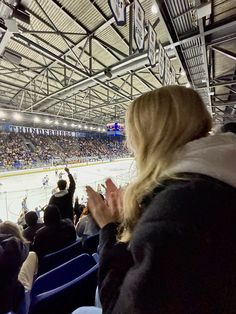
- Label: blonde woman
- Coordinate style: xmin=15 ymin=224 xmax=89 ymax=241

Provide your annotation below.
xmin=85 ymin=86 xmax=236 ymax=314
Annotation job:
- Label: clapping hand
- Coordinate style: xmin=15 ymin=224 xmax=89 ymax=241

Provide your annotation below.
xmin=86 ymin=178 xmax=122 ymax=228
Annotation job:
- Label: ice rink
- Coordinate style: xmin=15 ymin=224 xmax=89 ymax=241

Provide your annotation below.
xmin=0 ymin=159 xmax=135 ymax=222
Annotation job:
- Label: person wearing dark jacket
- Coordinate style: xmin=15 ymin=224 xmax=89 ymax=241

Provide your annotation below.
xmin=49 ymin=167 xmax=75 ymax=221
xmin=83 ymin=86 xmax=236 ymax=314
xmin=33 ymin=205 xmax=76 ymax=260
xmin=0 ymin=234 xmax=28 ymax=314
xmin=23 ymin=211 xmax=44 ymax=243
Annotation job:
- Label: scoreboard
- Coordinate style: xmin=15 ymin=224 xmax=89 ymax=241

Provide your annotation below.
xmin=106 ymin=122 xmax=125 ymax=136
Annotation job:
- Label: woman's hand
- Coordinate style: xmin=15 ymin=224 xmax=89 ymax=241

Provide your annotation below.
xmin=86 ymin=179 xmax=122 ymax=228
xmin=105 ymin=178 xmax=124 ymax=215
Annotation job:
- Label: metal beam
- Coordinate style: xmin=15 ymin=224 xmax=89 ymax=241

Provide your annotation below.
xmin=199 ymin=19 xmax=212 ymax=113
xmin=211 ymin=46 xmax=236 ymax=61
xmin=0 ymin=79 xmax=120 ymax=116
xmin=197 ymin=80 xmax=236 ymax=89
xmin=170 ymin=20 xmax=236 ymax=49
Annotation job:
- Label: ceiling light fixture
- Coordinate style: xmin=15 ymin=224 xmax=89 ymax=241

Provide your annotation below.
xmin=13 ymin=112 xmax=22 ymax=121
xmin=0 ymin=111 xmax=6 ymax=118
xmin=34 ymin=116 xmax=40 ymax=123
xmin=151 ymin=3 xmax=158 ymax=14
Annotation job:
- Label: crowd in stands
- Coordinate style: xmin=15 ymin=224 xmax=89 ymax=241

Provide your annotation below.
xmin=24 ymin=134 xmax=65 ymax=164
xmin=0 ymin=133 xmax=129 ymax=169
xmin=54 ymin=136 xmax=128 ymax=160
xmin=0 ymin=86 xmax=236 ymax=314
xmin=0 ymin=133 xmax=38 ymax=168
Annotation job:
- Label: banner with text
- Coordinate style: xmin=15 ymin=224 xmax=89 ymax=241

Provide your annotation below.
xmin=148 ymin=22 xmax=157 ymax=67
xmin=171 ymin=67 xmax=176 ymax=85
xmin=158 ymin=42 xmax=165 ymax=80
xmin=7 ymin=125 xmax=86 ymax=137
xmin=164 ymin=53 xmax=171 ymax=85
xmin=108 ymin=0 xmax=126 ymax=26
xmin=134 ymin=0 xmax=145 ymax=51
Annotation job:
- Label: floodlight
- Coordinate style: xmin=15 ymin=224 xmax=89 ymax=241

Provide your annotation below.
xmin=151 ymin=3 xmax=158 ymax=14
xmin=13 ymin=112 xmax=22 ymax=121
xmin=34 ymin=116 xmax=40 ymax=123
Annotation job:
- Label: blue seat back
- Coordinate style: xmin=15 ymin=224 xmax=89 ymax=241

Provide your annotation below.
xmin=38 ymin=240 xmax=83 ymax=275
xmin=29 ymin=264 xmax=99 ymax=314
xmin=31 ymin=253 xmax=95 ymax=300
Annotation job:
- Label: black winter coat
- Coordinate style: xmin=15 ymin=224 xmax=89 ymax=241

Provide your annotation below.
xmin=33 ymin=219 xmax=76 ymax=260
xmin=0 ymin=234 xmax=28 ymax=314
xmin=98 ymin=174 xmax=236 ymax=314
xmin=49 ymin=173 xmax=75 ymax=221
xmin=23 ymin=222 xmax=44 ymax=243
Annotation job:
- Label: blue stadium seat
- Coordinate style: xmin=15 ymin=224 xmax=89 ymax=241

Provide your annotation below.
xmin=83 ymin=234 xmax=99 ymax=255
xmin=29 ymin=263 xmax=99 ymax=314
xmin=92 ymin=253 xmax=99 ymax=264
xmin=38 ymin=240 xmax=83 ymax=275
xmin=31 ymin=253 xmax=96 ymax=302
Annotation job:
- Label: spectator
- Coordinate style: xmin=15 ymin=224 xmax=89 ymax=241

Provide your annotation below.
xmin=85 ymin=86 xmax=236 ymax=313
xmin=221 ymin=122 xmax=236 ymax=134
xmin=23 ymin=211 xmax=44 ymax=243
xmin=33 ymin=205 xmax=76 ymax=260
xmin=75 ymin=207 xmax=100 ymax=242
xmin=74 ymin=196 xmax=85 ymax=225
xmin=49 ymin=167 xmax=75 ymax=221
xmin=0 ymin=221 xmax=38 ymax=314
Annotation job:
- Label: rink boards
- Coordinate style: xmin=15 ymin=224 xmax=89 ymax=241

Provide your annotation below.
xmin=0 ymin=158 xmax=134 ymax=222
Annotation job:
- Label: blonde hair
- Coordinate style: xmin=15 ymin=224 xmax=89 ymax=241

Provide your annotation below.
xmin=0 ymin=221 xmax=28 ymax=243
xmin=120 ymin=86 xmax=212 ymax=242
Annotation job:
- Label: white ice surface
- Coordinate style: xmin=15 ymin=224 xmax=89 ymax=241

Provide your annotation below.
xmin=0 ymin=159 xmax=135 ymax=222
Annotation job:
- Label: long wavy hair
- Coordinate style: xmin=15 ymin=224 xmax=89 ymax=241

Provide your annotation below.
xmin=0 ymin=221 xmax=28 ymax=243
xmin=119 ymin=86 xmax=212 ymax=242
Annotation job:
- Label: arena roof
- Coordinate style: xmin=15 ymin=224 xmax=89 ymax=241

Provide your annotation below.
xmin=0 ymin=0 xmax=235 ymax=129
